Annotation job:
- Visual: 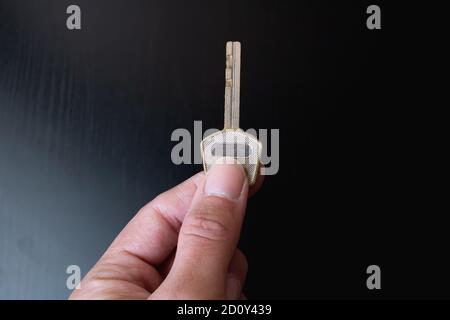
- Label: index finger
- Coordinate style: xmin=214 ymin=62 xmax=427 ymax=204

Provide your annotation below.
xmin=104 ymin=172 xmax=204 ymax=266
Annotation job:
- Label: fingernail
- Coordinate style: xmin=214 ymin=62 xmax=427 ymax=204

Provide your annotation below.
xmin=226 ymin=273 xmax=242 ymax=300
xmin=204 ymin=161 xmax=246 ymax=200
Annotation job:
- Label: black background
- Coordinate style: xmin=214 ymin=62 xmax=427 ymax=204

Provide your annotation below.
xmin=0 ymin=0 xmax=444 ymax=299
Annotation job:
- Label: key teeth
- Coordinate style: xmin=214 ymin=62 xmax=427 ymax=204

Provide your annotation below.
xmin=226 ymin=55 xmax=233 ymax=68
xmin=225 ymin=68 xmax=232 ymax=81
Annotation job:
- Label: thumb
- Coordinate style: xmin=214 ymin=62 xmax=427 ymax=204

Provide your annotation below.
xmin=152 ymin=162 xmax=249 ymax=299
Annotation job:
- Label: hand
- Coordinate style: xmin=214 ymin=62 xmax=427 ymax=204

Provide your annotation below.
xmin=69 ymin=163 xmax=263 ymax=300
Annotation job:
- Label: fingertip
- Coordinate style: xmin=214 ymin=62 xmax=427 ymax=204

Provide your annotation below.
xmin=204 ymin=163 xmax=247 ymax=200
xmin=249 ymin=165 xmax=265 ymax=197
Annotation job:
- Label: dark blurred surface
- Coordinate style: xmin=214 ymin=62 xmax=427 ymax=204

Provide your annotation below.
xmin=0 ymin=0 xmax=444 ymax=299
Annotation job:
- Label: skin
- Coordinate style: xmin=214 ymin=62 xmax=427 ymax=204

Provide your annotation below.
xmin=70 ymin=163 xmax=263 ymax=300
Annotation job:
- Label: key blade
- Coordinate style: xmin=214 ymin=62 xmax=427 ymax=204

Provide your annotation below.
xmin=231 ymin=42 xmax=241 ymax=129
xmin=224 ymin=42 xmax=232 ymax=128
xmin=224 ymin=41 xmax=241 ymax=129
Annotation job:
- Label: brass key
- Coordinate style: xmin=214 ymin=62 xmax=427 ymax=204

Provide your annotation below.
xmin=200 ymin=42 xmax=262 ymax=185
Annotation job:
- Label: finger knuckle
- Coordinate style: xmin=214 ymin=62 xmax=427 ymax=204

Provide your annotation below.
xmin=182 ymin=196 xmax=236 ymax=242
xmin=183 ymin=216 xmax=229 ymax=242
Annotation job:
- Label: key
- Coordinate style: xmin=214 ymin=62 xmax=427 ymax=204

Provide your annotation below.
xmin=200 ymin=41 xmax=262 ymax=185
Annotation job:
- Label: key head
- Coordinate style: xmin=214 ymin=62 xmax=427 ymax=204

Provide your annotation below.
xmin=200 ymin=129 xmax=262 ymax=185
